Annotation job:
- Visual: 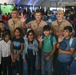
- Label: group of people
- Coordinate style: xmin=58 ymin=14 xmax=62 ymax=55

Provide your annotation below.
xmin=0 ymin=8 xmax=76 ymax=75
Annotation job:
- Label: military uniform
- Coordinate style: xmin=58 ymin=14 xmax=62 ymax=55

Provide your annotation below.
xmin=52 ymin=19 xmax=73 ymax=35
xmin=8 ymin=18 xmax=27 ymax=38
xmin=51 ymin=19 xmax=74 ymax=75
xmin=27 ymin=20 xmax=47 ymax=37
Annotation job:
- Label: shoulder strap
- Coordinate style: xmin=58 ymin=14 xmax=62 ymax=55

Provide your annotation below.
xmin=69 ymin=37 xmax=73 ymax=47
xmin=42 ymin=34 xmax=45 ymax=39
xmin=50 ymin=35 xmax=53 ymax=45
xmin=42 ymin=34 xmax=53 ymax=45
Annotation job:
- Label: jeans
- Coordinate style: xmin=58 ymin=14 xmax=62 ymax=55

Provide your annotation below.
xmin=2 ymin=56 xmax=12 ymax=75
xmin=41 ymin=51 xmax=53 ymax=75
xmin=56 ymin=60 xmax=71 ymax=75
xmin=26 ymin=53 xmax=36 ymax=75
xmin=12 ymin=55 xmax=23 ymax=75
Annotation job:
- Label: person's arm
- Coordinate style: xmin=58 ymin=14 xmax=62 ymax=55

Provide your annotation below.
xmin=10 ymin=42 xmax=14 ymax=56
xmin=37 ymin=36 xmax=43 ymax=49
xmin=16 ymin=43 xmax=24 ymax=57
xmin=57 ymin=35 xmax=63 ymax=49
xmin=13 ymin=43 xmax=24 ymax=62
xmin=20 ymin=14 xmax=27 ymax=35
xmin=45 ymin=44 xmax=57 ymax=61
xmin=39 ymin=42 xmax=42 ymax=49
xmin=50 ymin=36 xmax=57 ymax=56
xmin=46 ymin=36 xmax=57 ymax=61
xmin=26 ymin=21 xmax=31 ymax=28
xmin=21 ymin=22 xmax=27 ymax=35
xmin=58 ymin=48 xmax=75 ymax=55
xmin=10 ymin=42 xmax=15 ymax=62
xmin=59 ymin=39 xmax=76 ymax=55
xmin=22 ymin=41 xmax=27 ymax=59
xmin=49 ymin=44 xmax=57 ymax=56
xmin=30 ymin=40 xmax=38 ymax=52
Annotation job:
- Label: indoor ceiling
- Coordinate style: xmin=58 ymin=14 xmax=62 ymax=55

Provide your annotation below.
xmin=0 ymin=0 xmax=76 ymax=5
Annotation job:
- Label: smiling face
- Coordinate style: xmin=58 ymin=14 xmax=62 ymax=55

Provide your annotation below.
xmin=56 ymin=9 xmax=64 ymax=21
xmin=28 ymin=32 xmax=34 ymax=41
xmin=43 ymin=30 xmax=50 ymax=37
xmin=56 ymin=13 xmax=64 ymax=20
xmin=35 ymin=12 xmax=42 ymax=21
xmin=63 ymin=30 xmax=71 ymax=37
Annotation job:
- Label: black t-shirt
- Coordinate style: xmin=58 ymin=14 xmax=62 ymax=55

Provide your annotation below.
xmin=12 ymin=37 xmax=24 ymax=50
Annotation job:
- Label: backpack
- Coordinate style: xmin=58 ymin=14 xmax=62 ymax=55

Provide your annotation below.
xmin=42 ymin=34 xmax=54 ymax=45
xmin=69 ymin=37 xmax=74 ymax=47
xmin=61 ymin=37 xmax=74 ymax=47
xmin=70 ymin=37 xmax=76 ymax=58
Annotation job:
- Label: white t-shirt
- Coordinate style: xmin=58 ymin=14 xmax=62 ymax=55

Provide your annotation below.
xmin=0 ymin=40 xmax=11 ymax=58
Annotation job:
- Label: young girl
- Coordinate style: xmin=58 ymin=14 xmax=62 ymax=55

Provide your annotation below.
xmin=11 ymin=27 xmax=24 ymax=75
xmin=0 ymin=31 xmax=11 ymax=75
xmin=23 ymin=30 xmax=38 ymax=75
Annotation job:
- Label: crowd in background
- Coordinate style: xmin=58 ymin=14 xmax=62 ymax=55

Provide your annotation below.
xmin=0 ymin=7 xmax=76 ymax=75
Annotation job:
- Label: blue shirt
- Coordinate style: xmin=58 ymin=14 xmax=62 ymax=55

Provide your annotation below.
xmin=12 ymin=37 xmax=24 ymax=50
xmin=58 ymin=38 xmax=76 ymax=62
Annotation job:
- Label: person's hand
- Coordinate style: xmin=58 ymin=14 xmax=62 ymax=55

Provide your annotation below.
xmin=57 ymin=43 xmax=59 ymax=49
xmin=29 ymin=43 xmax=32 ymax=46
xmin=20 ymin=13 xmax=27 ymax=23
xmin=45 ymin=56 xmax=51 ymax=61
xmin=58 ymin=36 xmax=63 ymax=43
xmin=12 ymin=55 xmax=18 ymax=62
xmin=56 ymin=31 xmax=63 ymax=37
xmin=23 ymin=59 xmax=26 ymax=62
xmin=11 ymin=55 xmax=15 ymax=62
xmin=37 ymin=36 xmax=43 ymax=43
xmin=20 ymin=13 xmax=27 ymax=27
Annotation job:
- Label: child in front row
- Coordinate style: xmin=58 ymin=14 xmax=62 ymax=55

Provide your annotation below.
xmin=56 ymin=26 xmax=76 ymax=75
xmin=0 ymin=31 xmax=12 ymax=75
xmin=38 ymin=25 xmax=57 ymax=75
xmin=23 ymin=30 xmax=38 ymax=75
xmin=11 ymin=27 xmax=24 ymax=75
xmin=0 ymin=20 xmax=10 ymax=40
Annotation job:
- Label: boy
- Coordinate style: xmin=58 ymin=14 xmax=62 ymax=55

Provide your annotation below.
xmin=0 ymin=20 xmax=10 ymax=39
xmin=0 ymin=31 xmax=12 ymax=75
xmin=56 ymin=26 xmax=76 ymax=75
xmin=38 ymin=25 xmax=57 ymax=75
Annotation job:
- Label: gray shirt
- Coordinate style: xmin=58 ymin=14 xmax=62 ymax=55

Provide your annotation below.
xmin=22 ymin=38 xmax=38 ymax=59
xmin=58 ymin=38 xmax=76 ymax=62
